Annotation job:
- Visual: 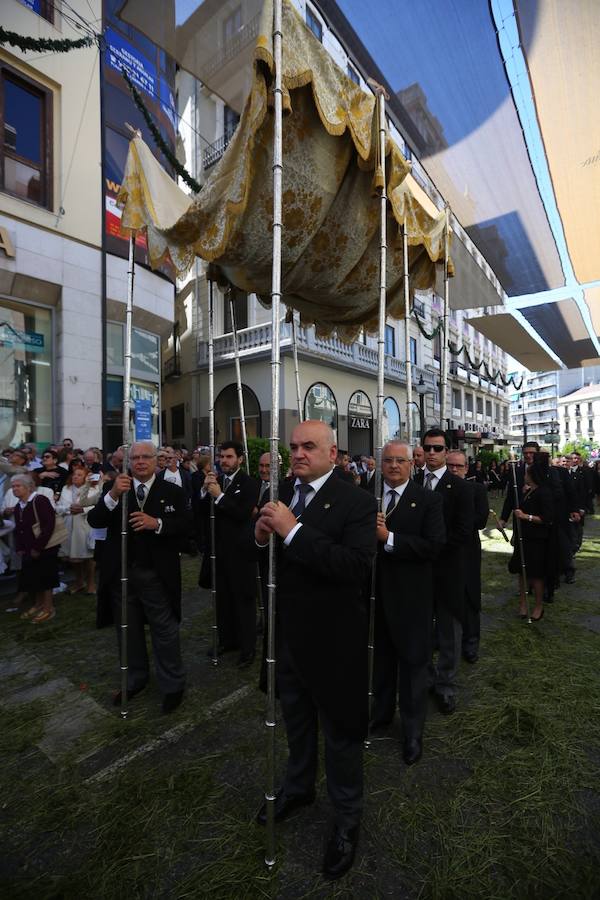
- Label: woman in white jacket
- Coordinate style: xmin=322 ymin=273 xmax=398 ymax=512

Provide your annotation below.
xmin=56 ymin=466 xmax=101 ymax=594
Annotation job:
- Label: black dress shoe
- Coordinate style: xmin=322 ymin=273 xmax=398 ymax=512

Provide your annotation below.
xmin=256 ymin=789 xmax=316 ymax=825
xmin=112 ymin=684 xmax=147 ymax=706
xmin=462 ymin=650 xmax=478 ymax=664
xmin=435 ymin=693 xmax=456 ymax=715
xmin=236 ymin=652 xmax=255 ymax=669
xmin=322 ymin=823 xmax=360 ymax=881
xmin=402 ymin=736 xmax=423 ymax=766
xmin=161 ymin=689 xmax=184 ymax=714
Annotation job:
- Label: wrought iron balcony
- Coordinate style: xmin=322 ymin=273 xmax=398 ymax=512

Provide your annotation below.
xmin=202 ymin=126 xmax=238 ymax=169
xmin=197 ymin=320 xmax=436 ymax=391
xmin=200 ymin=13 xmax=261 ymax=81
xmin=163 ymin=355 xmax=181 ymax=380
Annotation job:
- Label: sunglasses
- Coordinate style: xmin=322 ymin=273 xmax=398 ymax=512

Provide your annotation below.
xmin=424 ymin=444 xmax=445 ymax=453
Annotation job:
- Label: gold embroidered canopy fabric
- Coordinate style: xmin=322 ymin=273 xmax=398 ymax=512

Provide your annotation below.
xmin=117 ymin=0 xmax=447 ymax=340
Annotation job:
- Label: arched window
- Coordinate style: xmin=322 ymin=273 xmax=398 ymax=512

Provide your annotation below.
xmin=215 ymin=384 xmax=261 ymax=443
xmin=348 ymin=390 xmax=373 ymax=456
xmin=383 ymin=397 xmax=401 ymax=443
xmin=304 ymin=382 xmax=338 ymax=434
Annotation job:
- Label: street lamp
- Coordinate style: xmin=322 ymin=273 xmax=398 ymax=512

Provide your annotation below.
xmin=523 ymin=414 xmax=528 ymax=444
xmin=411 ymin=375 xmax=435 ymax=439
xmin=549 ymin=417 xmax=559 ymax=458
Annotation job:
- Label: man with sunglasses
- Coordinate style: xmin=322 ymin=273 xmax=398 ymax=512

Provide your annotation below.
xmin=415 ymin=428 xmax=473 ymax=715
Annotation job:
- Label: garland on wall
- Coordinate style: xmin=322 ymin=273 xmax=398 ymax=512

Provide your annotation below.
xmin=412 ymin=310 xmax=523 ymax=390
xmin=122 ymin=69 xmax=202 ymax=195
xmin=0 ymin=26 xmax=96 ymax=53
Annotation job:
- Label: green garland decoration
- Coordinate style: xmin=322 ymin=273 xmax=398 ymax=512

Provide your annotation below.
xmin=0 ymin=26 xmax=95 ymax=53
xmin=412 ymin=309 xmax=443 ymax=341
xmin=122 ymin=69 xmax=201 ymax=195
xmin=448 ymin=341 xmax=523 ymax=389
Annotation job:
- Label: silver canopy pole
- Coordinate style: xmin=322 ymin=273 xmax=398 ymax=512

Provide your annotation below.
xmin=120 ymin=234 xmax=135 ymax=719
xmin=229 ymin=290 xmax=250 ymax=469
xmin=291 ymin=312 xmax=303 ymax=421
xmin=509 ymin=459 xmax=531 ymax=624
xmin=207 ymin=277 xmax=219 ymax=666
xmin=439 ymin=204 xmax=450 ymax=429
xmin=264 ymin=0 xmax=283 ymax=871
xmin=366 ymin=88 xmax=388 ymax=748
xmin=403 ymin=224 xmax=413 ymax=444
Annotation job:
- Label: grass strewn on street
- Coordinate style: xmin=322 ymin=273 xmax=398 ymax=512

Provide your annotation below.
xmin=0 ymin=499 xmax=599 ymax=899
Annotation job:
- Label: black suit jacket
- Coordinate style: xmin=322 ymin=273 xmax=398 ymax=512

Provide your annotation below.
xmin=359 ymin=471 xmax=376 ymax=493
xmin=199 ymin=470 xmax=259 ymax=587
xmin=377 ymin=480 xmax=445 ymax=664
xmin=569 ymin=466 xmax=594 ymax=514
xmin=501 ymin=464 xmax=526 ymax=522
xmin=88 ymin=478 xmax=190 ymax=628
xmin=158 ymin=467 xmax=193 ymax=504
xmin=266 ymin=471 xmax=377 ymax=740
xmin=415 ymin=467 xmax=473 ymax=620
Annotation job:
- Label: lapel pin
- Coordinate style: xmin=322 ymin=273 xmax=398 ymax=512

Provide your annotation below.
xmin=446 ymin=484 xmax=452 ymax=489
xmin=410 ymin=501 xmax=416 ymax=507
xmin=323 ymin=502 xmax=331 ymax=509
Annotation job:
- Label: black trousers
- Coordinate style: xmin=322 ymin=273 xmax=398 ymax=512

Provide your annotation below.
xmin=215 ymin=562 xmax=257 ymax=656
xmin=461 ymin=601 xmax=480 ymax=655
xmin=110 ymin=566 xmax=185 ymax=695
xmin=278 ymin=639 xmax=363 ymax=828
xmin=372 ymin=602 xmax=429 ymax=739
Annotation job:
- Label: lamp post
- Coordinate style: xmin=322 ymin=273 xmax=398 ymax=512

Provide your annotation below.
xmin=411 ymin=375 xmax=435 ymax=440
xmin=549 ymin=417 xmax=559 ymax=458
xmin=523 ymin=414 xmax=528 ymax=444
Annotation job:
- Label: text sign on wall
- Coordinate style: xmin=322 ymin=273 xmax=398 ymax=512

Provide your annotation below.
xmin=105 ymin=27 xmax=156 ymax=98
xmin=134 ymin=399 xmax=152 ymax=440
xmin=350 ymin=416 xmax=372 ymax=429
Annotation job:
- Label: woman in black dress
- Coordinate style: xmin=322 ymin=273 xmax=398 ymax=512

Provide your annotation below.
xmin=11 ymin=473 xmax=60 ymax=624
xmin=508 ymin=459 xmax=554 ymax=622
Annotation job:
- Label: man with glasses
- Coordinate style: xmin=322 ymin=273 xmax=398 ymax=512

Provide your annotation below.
xmin=415 ymin=428 xmax=473 ymax=715
xmin=158 ymin=446 xmax=193 ymax=505
xmin=372 ymin=441 xmax=445 ymax=765
xmin=447 ymin=451 xmax=489 ymax=664
xmin=88 ymin=441 xmax=190 ymax=714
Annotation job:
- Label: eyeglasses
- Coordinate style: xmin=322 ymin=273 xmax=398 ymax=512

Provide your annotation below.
xmin=130 ymin=454 xmax=156 ymax=461
xmin=447 ymin=463 xmax=466 ymax=469
xmin=424 ymin=444 xmax=445 ymax=453
xmin=383 ymin=457 xmax=410 ymax=464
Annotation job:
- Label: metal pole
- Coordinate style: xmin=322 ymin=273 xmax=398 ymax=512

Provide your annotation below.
xmin=439 ymin=204 xmax=450 ymax=429
xmin=509 ymin=459 xmax=531 ymax=624
xmin=207 ymin=278 xmax=219 ymax=665
xmin=291 ymin=312 xmax=303 ymax=421
xmin=403 ymin=225 xmax=413 ymax=444
xmin=366 ymin=89 xmax=387 ymax=749
xmin=229 ymin=291 xmax=249 ymax=469
xmin=265 ymin=0 xmax=283 ymax=870
xmin=120 ymin=234 xmax=135 ymax=719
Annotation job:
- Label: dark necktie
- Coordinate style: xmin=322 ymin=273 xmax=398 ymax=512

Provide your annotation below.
xmin=424 ymin=472 xmax=435 ymax=490
xmin=291 ymin=483 xmax=312 ymax=517
xmin=136 ymin=483 xmax=146 ymax=505
xmin=259 ymin=481 xmax=269 ymax=502
xmin=385 ymin=489 xmax=398 ymax=515
xmin=223 ymin=475 xmax=231 ymax=491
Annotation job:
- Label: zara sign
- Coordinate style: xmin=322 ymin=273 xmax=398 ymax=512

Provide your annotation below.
xmin=350 ymin=416 xmax=371 ymax=429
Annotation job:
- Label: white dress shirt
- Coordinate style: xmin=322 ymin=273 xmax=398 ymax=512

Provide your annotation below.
xmin=163 ymin=467 xmax=182 ymax=488
xmin=104 ymin=473 xmax=162 ymax=533
xmin=284 ymin=468 xmax=334 ymax=546
xmin=383 ymin=479 xmax=410 ymax=551
xmin=422 ymin=465 xmax=447 ymax=491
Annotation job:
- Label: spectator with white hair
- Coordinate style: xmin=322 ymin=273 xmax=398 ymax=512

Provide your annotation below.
xmin=11 ymin=473 xmax=60 ymax=624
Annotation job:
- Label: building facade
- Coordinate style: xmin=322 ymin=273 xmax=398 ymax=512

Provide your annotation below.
xmin=161 ymin=0 xmax=511 ymax=455
xmin=0 ymin=0 xmax=176 ymax=451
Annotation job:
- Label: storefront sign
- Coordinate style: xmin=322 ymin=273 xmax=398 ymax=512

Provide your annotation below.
xmin=17 ymin=0 xmax=41 ymax=11
xmin=0 ymin=324 xmax=44 ymax=352
xmin=105 ymin=27 xmax=156 ymax=98
xmin=0 ymin=226 xmax=15 ymax=258
xmin=134 ymin=399 xmax=152 ymax=440
xmin=350 ymin=416 xmax=371 ymax=429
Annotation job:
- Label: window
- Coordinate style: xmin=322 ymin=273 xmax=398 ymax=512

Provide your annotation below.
xmin=588 ymin=402 xmax=594 ymax=415
xmin=171 ymin=403 xmax=185 ymax=438
xmin=485 ymin=400 xmax=492 ymax=418
xmin=565 ymin=419 xmax=570 ymax=433
xmin=306 ymin=6 xmax=323 ymax=41
xmin=304 ymin=382 xmax=337 ymax=433
xmin=476 ymin=397 xmax=484 ymax=415
xmin=465 ymin=393 xmax=473 ymax=415
xmin=224 ymin=104 xmax=240 ymax=140
xmin=347 ymin=64 xmax=360 ymax=85
xmin=589 ymin=418 xmax=594 ymax=433
xmin=433 ymin=321 xmax=441 ymax=361
xmin=223 ymin=7 xmax=242 ymax=42
xmin=1 ymin=65 xmax=52 ymax=209
xmin=452 ymin=389 xmax=462 ymax=411
xmin=383 ymin=397 xmax=401 ymax=442
xmin=409 ymin=336 xmax=417 ymax=365
xmin=107 ymin=323 xmax=159 ymax=376
xmin=16 ymin=0 xmax=53 ymax=23
xmin=224 ymin=290 xmax=248 ymax=333
xmin=385 ymin=324 xmax=395 ymax=356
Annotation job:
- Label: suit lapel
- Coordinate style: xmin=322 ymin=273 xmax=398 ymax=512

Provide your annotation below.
xmin=296 ymin=472 xmax=338 ymax=529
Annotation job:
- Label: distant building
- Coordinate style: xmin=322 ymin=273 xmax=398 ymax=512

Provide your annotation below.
xmin=558 ymin=384 xmax=600 ymax=449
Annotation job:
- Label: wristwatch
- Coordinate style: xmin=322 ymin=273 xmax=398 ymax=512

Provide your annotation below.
xmin=528 ymin=514 xmax=532 ymax=522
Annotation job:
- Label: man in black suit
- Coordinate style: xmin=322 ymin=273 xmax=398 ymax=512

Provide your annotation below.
xmin=372 ymin=441 xmax=445 ymax=765
xmin=255 ymin=420 xmax=377 ymax=880
xmin=158 ymin=446 xmax=193 ymax=504
xmin=359 ymin=456 xmax=376 ymax=493
xmin=412 ymin=445 xmax=425 ymax=479
xmin=88 ymin=441 xmax=189 ymax=713
xmin=447 ymin=450 xmax=489 ymax=664
xmin=201 ymin=441 xmax=259 ymax=667
xmin=499 ymin=442 xmax=539 ymax=525
xmin=568 ymin=452 xmax=594 ymax=552
xmin=415 ymin=428 xmax=473 ymax=715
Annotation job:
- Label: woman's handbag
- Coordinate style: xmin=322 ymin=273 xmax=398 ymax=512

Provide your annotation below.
xmin=31 ymin=497 xmax=68 ymax=549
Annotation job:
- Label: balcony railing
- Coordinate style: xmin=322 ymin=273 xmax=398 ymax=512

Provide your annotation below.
xmin=197 ymin=320 xmax=436 ymax=390
xmin=200 ymin=13 xmax=261 ymax=81
xmin=163 ymin=355 xmax=181 ymax=380
xmin=203 ymin=125 xmax=238 ymax=169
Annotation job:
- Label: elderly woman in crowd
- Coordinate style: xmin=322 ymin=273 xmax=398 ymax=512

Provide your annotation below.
xmin=57 ymin=465 xmax=102 ymax=594
xmin=11 ymin=473 xmax=60 ymax=623
xmin=34 ymin=448 xmax=66 ymax=496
